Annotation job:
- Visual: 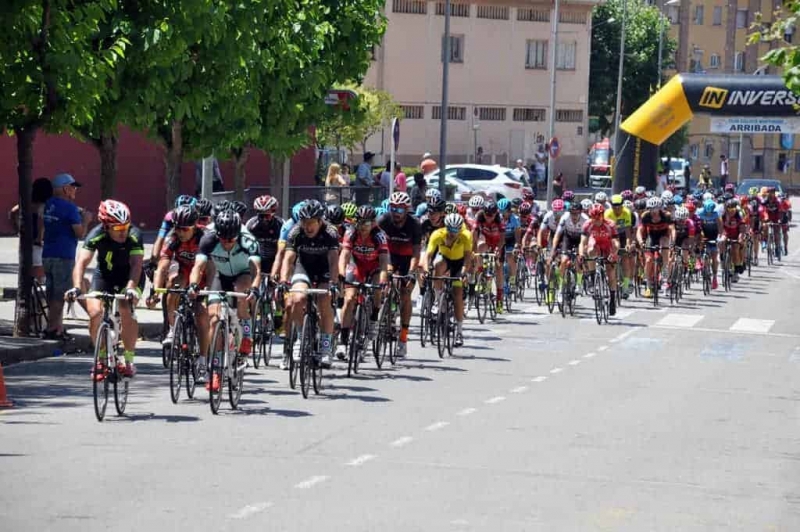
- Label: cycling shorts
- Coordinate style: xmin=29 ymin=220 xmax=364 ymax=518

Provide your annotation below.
xmin=208 ymin=271 xmax=250 ymax=304
xmin=291 ymin=260 xmax=330 ymax=286
xmin=389 ymin=254 xmax=412 ymax=276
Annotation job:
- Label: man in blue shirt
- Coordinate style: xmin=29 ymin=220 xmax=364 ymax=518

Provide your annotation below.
xmin=42 ymin=173 xmax=92 ymax=339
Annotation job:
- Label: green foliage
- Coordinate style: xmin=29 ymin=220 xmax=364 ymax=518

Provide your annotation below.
xmin=589 ymin=0 xmax=678 ymax=135
xmin=752 ymin=1 xmax=800 ymax=92
xmin=661 ymin=123 xmax=689 ymax=158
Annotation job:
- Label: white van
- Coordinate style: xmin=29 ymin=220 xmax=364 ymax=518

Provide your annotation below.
xmin=661 ymin=158 xmax=688 ymax=190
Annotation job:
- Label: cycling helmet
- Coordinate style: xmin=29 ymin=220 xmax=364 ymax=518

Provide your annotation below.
xmin=229 ymin=201 xmax=247 ymax=217
xmin=326 ymin=205 xmax=345 ymax=225
xmin=594 ymin=191 xmax=608 ymax=204
xmin=634 ymin=199 xmax=648 ymax=211
xmin=445 ymin=202 xmax=457 ymax=214
xmin=444 ymin=213 xmax=464 ymax=231
xmin=341 ymin=202 xmax=358 ymax=220
xmin=214 ymin=210 xmax=241 ymax=239
xmin=173 ymin=205 xmax=198 ymax=227
xmin=725 ymin=199 xmax=738 ymax=210
xmin=702 ymin=199 xmax=716 ymax=214
xmin=580 ymin=198 xmax=593 ymax=211
xmin=623 ymin=200 xmax=634 ymax=210
xmin=390 ymin=192 xmax=412 ymax=210
xmin=381 ymin=199 xmax=390 ymax=210
xmin=748 ymin=187 xmax=759 ymax=196
xmin=674 ymin=206 xmax=689 ymax=221
xmin=297 ymin=201 xmax=325 ymax=220
xmin=634 ymin=186 xmax=646 ymax=196
xmin=724 ymin=183 xmax=736 ymax=192
xmin=484 ymin=201 xmax=498 ymax=214
xmin=356 ymin=205 xmax=377 ymax=221
xmin=522 ymin=190 xmax=536 ymax=201
xmin=551 ymin=199 xmax=565 ymax=212
xmin=511 ymin=198 xmax=523 ymax=209
xmin=673 ymin=195 xmax=683 ymax=205
xmin=569 ymin=201 xmax=583 ymax=212
xmin=291 ymin=201 xmax=307 ymax=223
xmin=645 ymin=190 xmax=655 ymax=198
xmin=415 ymin=203 xmax=428 ymax=217
xmin=468 ymin=195 xmax=485 ymax=208
xmin=175 ymin=194 xmax=196 ymax=209
xmin=588 ymin=204 xmax=605 ymax=219
xmin=456 ymin=203 xmax=467 ymax=216
xmin=425 ymin=188 xmax=442 ymax=201
xmin=621 ymin=190 xmax=633 ymax=201
xmin=610 ymin=194 xmax=623 ymax=206
xmin=428 ymin=198 xmax=447 ymax=213
xmin=702 ymin=192 xmax=714 ymax=201
xmin=253 ymin=194 xmax=278 ymax=213
xmin=722 ymin=192 xmax=734 ymax=202
xmin=686 ymin=200 xmax=697 ymax=214
xmin=375 ymin=207 xmax=388 ymax=217
xmin=661 ymin=190 xmax=674 ymax=202
xmin=497 ymin=198 xmax=511 ymax=212
xmin=98 ymin=199 xmax=131 ymax=225
xmin=215 ymin=200 xmax=232 ymax=213
xmin=519 ymin=202 xmax=533 ymax=215
xmin=646 ymin=197 xmax=662 ymax=210
xmin=562 ymin=190 xmax=575 ymax=201
xmin=195 ymin=198 xmax=213 ymax=217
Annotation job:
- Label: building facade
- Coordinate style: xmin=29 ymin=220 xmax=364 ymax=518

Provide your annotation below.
xmin=362 ymin=0 xmax=598 ymax=188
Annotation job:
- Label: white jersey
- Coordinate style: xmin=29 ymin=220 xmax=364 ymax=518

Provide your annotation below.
xmin=556 ymin=212 xmax=589 ymax=239
xmin=541 ymin=211 xmax=560 ymax=233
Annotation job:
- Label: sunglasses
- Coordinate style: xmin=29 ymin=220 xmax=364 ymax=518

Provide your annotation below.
xmin=446 ymin=226 xmax=461 ymax=233
xmin=219 ymin=236 xmax=237 ymax=243
xmin=176 ymin=225 xmax=194 ymax=232
xmin=109 ymin=223 xmax=130 ymax=232
xmin=390 ymin=207 xmax=406 ymax=214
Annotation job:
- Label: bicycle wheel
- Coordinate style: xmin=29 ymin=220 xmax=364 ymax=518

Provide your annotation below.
xmin=161 ymin=304 xmax=170 ymax=368
xmin=516 ymin=267 xmax=526 ymax=302
xmin=436 ymin=293 xmax=447 ymax=359
xmin=475 ymin=277 xmax=486 ymax=324
xmin=702 ymin=260 xmax=711 ymax=295
xmin=299 ymin=314 xmax=314 ymax=399
xmin=546 ymin=269 xmax=557 ymax=314
xmin=487 ymin=289 xmax=497 ymax=321
xmin=312 ymin=355 xmax=323 ymax=395
xmin=767 ymin=232 xmax=775 ymax=265
xmin=348 ymin=305 xmax=363 ymax=377
xmin=567 ymin=270 xmax=577 ymax=316
xmin=652 ymin=260 xmax=660 ymax=307
xmin=374 ymin=299 xmax=391 ymax=369
xmin=746 ymin=240 xmax=753 ymax=277
xmin=30 ymin=280 xmax=49 ymax=335
xmin=599 ymin=272 xmax=610 ymax=323
xmin=169 ymin=316 xmax=184 ymax=404
xmin=593 ymin=272 xmax=603 ymax=325
xmin=445 ymin=295 xmax=456 ymax=357
xmin=185 ymin=322 xmax=198 ymax=400
xmin=209 ymin=321 xmax=226 ymax=414
xmin=288 ymin=326 xmax=299 ymax=389
xmin=419 ymin=288 xmax=431 ymax=346
xmin=113 ymin=354 xmax=129 ymax=417
xmin=534 ymin=261 xmax=544 ymax=306
xmin=228 ymin=351 xmax=245 ymax=410
xmin=261 ymin=299 xmax=275 ymax=367
xmin=252 ymin=300 xmax=263 ymax=369
xmin=92 ymin=324 xmax=110 ymax=422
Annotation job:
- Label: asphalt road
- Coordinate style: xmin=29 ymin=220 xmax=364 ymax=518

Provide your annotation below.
xmin=3 ymin=250 xmax=800 ymax=531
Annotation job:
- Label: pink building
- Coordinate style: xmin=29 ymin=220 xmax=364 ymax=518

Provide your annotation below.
xmin=363 ymin=0 xmax=598 ymax=186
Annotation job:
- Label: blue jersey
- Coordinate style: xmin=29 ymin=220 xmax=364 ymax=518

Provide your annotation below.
xmin=503 ymin=214 xmax=520 ymax=238
xmin=279 ymin=219 xmax=296 ymax=243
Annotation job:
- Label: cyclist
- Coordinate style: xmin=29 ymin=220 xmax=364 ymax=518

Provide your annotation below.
xmin=779 ymin=192 xmax=792 ymax=253
xmin=720 ymin=199 xmax=747 ymax=282
xmin=66 ymin=200 xmax=143 ymax=378
xmin=148 ymin=195 xmax=196 ymax=276
xmin=246 ymin=195 xmax=285 ymax=333
xmin=579 ymin=204 xmax=620 ymax=316
xmin=532 ymin=199 xmax=564 ymax=302
xmin=337 ymin=205 xmax=390 ymax=361
xmin=673 ymin=205 xmax=697 ymax=279
xmin=550 ymin=201 xmax=587 ymax=298
xmin=472 ymin=200 xmax=506 ymax=313
xmin=636 ymin=197 xmax=676 ymax=298
xmin=760 ymin=187 xmax=785 ymax=256
xmin=378 ymin=192 xmax=421 ymax=351
xmin=280 ymin=201 xmax=340 ymax=368
xmin=325 ymin=204 xmax=347 ymax=241
xmin=195 ymin=198 xmax=214 ymax=229
xmin=604 ymin=194 xmax=634 ymax=298
xmin=499 ymin=198 xmax=521 ymax=296
xmin=189 ymin=210 xmax=261 ymax=389
xmin=696 ymin=199 xmax=723 ymax=290
xmin=422 ymin=213 xmax=473 ymax=347
xmin=466 ymin=195 xmax=484 ymax=227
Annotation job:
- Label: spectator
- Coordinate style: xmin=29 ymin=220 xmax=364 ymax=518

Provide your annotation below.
xmin=410 ymin=172 xmax=427 ymax=208
xmin=420 ymin=158 xmax=438 ymax=175
xmin=8 ymin=177 xmax=53 ymax=282
xmin=342 ymin=163 xmax=352 ymax=186
xmin=42 ymin=173 xmax=92 ymax=339
xmin=513 ymin=159 xmax=531 ymax=186
xmin=394 ymin=163 xmax=407 ymax=192
xmin=379 ymin=161 xmax=392 ymax=192
xmin=698 ymin=164 xmax=713 ymax=190
xmin=324 ymin=162 xmax=349 ymax=205
xmin=553 ymin=172 xmax=564 ymax=198
xmin=534 ymin=146 xmax=547 ymax=189
xmin=354 ymin=152 xmax=375 ymax=205
xmin=684 ymin=162 xmax=692 ymax=189
xmin=194 ymin=157 xmax=224 ymax=196
xmin=719 ymin=154 xmax=729 ymax=189
xmin=656 ymin=168 xmax=669 ymax=194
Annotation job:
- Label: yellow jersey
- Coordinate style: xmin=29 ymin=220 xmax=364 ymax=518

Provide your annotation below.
xmin=426 ymin=227 xmax=473 ymax=260
xmin=604 ymin=207 xmax=632 ymax=231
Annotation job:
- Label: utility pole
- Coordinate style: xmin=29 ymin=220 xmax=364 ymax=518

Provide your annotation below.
xmin=438 ymin=0 xmax=452 ymax=195
xmin=545 ymin=0 xmax=560 ymax=204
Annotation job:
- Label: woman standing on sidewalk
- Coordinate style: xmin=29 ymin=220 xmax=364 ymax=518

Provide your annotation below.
xmin=325 ymin=162 xmax=349 ymax=205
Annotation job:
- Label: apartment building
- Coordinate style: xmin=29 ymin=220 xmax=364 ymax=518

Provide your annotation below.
xmin=666 ymin=0 xmax=796 ymax=187
xmin=362 ymin=0 xmax=599 ymax=186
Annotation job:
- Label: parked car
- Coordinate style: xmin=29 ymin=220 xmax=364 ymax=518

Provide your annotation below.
xmin=420 ymin=174 xmax=481 ymax=202
xmin=736 ymin=178 xmax=784 ymax=196
xmin=428 ymin=164 xmax=532 ymax=200
xmin=661 ymin=157 xmax=688 ymax=190
xmin=588 ymin=138 xmax=612 ymax=188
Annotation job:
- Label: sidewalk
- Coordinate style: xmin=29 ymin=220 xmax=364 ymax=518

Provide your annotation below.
xmin=0 ymin=300 xmax=164 ymax=366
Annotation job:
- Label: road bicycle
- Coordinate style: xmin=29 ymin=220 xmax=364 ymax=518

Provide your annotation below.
xmin=431 ymin=275 xmax=461 ymax=358
xmin=699 ymin=244 xmax=714 ymax=296
xmin=719 ymin=239 xmax=741 ymax=292
xmin=374 ymin=274 xmax=411 ymax=368
xmin=471 ymin=252 xmax=497 ymax=323
xmin=30 ymin=278 xmax=49 ymax=336
xmin=289 ymin=287 xmax=330 ymax=398
xmin=645 ymin=246 xmax=670 ymax=307
xmin=418 ymin=275 xmax=435 ymax=347
xmin=252 ymin=277 xmax=277 ymax=369
xmin=557 ymin=250 xmax=578 ymax=318
xmin=514 ymin=249 xmax=528 ymax=302
xmin=584 ymin=256 xmax=612 ymax=324
xmin=343 ymin=279 xmax=382 ymax=377
xmin=155 ymin=287 xmax=200 ymax=404
xmin=666 ymin=251 xmax=685 ymax=304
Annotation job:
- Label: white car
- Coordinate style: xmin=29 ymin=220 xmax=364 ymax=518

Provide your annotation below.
xmin=661 ymin=157 xmax=688 ymax=190
xmin=429 ymin=164 xmax=532 ymax=201
xmin=420 ymin=173 xmax=482 ymax=202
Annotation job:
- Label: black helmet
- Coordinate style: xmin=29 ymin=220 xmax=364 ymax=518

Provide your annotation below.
xmin=297 ymin=201 xmax=325 ymax=220
xmin=511 ymin=197 xmax=523 ymax=208
xmin=173 ymin=205 xmax=198 ymax=227
xmin=326 ymin=205 xmax=345 ymax=225
xmin=725 ymin=199 xmax=738 ymax=209
xmin=428 ymin=198 xmax=447 ymax=213
xmin=484 ymin=201 xmax=498 ymax=214
xmin=195 ymin=198 xmax=213 ymax=217
xmin=231 ymin=201 xmax=248 ymax=217
xmin=634 ymin=199 xmax=648 ymax=211
xmin=356 ymin=205 xmax=377 ymax=221
xmin=214 ymin=210 xmax=241 ymax=239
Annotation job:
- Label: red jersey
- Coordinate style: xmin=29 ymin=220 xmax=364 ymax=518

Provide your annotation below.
xmin=343 ymin=227 xmax=389 ymax=272
xmin=760 ymin=197 xmax=785 ymax=223
xmin=160 ymin=229 xmax=203 ymax=270
xmin=582 ymin=219 xmax=617 ymax=249
xmin=722 ymin=211 xmax=745 ymax=237
xmin=473 ymin=212 xmax=505 ymax=248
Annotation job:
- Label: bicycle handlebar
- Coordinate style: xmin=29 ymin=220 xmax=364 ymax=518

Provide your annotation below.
xmin=289 ymin=288 xmax=330 ymax=296
xmin=197 ymin=290 xmax=249 ymax=298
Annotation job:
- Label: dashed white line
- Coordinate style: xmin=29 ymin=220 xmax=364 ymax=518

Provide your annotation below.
xmin=597 ymin=345 xmax=610 ymax=351
xmin=583 ymin=352 xmax=597 ymax=359
xmin=457 ymin=407 xmax=477 ymax=416
xmin=230 ymin=502 xmax=273 ymax=519
xmin=567 ymin=359 xmax=581 ymax=366
xmin=485 ymin=396 xmax=506 ymax=404
xmin=550 ymin=367 xmax=563 ymax=374
xmin=609 ymin=330 xmax=635 ymax=343
xmin=390 ymin=436 xmax=414 ymax=448
xmin=346 ymin=454 xmax=377 ymax=467
xmin=510 ymin=385 xmax=529 ymax=393
xmin=425 ymin=421 xmax=450 ymax=432
xmin=531 ymin=376 xmax=548 ymax=383
xmin=295 ymin=476 xmax=328 ymax=489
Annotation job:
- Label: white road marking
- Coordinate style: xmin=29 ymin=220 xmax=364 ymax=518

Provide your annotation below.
xmin=390 ymin=436 xmax=414 ymax=448
xmin=611 ymin=309 xmax=636 ymax=320
xmin=295 ymin=476 xmax=328 ymax=489
xmin=567 ymin=359 xmax=581 ymax=366
xmin=729 ymin=318 xmax=775 ymax=334
xmin=655 ymin=313 xmax=704 ymax=328
xmin=346 ymin=454 xmax=377 ymax=466
xmin=425 ymin=421 xmax=450 ymax=432
xmin=510 ymin=385 xmax=529 ymax=393
xmin=550 ymin=367 xmax=563 ymax=374
xmin=584 ymin=352 xmax=597 ymax=359
xmin=597 ymin=345 xmax=609 ymax=352
xmin=230 ymin=502 xmax=273 ymax=519
xmin=531 ymin=376 xmax=548 ymax=383
xmin=778 ymin=269 xmax=800 ymax=281
xmin=652 ymin=324 xmax=800 ymax=339
xmin=484 ymin=396 xmax=506 ymax=404
xmin=457 ymin=407 xmax=477 ymax=416
xmin=609 ymin=330 xmax=636 ymax=343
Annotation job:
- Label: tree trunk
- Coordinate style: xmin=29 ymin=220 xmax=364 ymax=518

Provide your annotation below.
xmin=232 ymin=147 xmax=249 ymax=202
xmin=14 ymin=127 xmax=36 ymax=337
xmin=164 ymin=120 xmax=183 ymax=210
xmin=97 ymin=132 xmax=119 ymax=199
xmin=268 ymin=155 xmax=287 ymax=218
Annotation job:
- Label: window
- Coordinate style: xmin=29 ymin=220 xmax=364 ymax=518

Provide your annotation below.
xmin=694 ymin=5 xmax=704 ymax=24
xmin=690 ymin=49 xmax=704 ymax=72
xmin=432 ymin=106 xmax=466 ymax=120
xmin=736 ymin=9 xmax=747 ymax=28
xmin=525 ymin=40 xmax=548 ymax=69
xmin=477 ymin=107 xmax=506 ymax=121
xmin=517 ymin=8 xmax=549 ymax=22
xmin=392 ymin=0 xmax=427 ymax=14
xmin=512 ymin=108 xmax=546 ymax=122
xmin=476 ymin=5 xmax=509 ymax=20
xmin=690 ymin=144 xmax=699 ymax=160
xmin=400 ymin=105 xmax=424 ymax=119
xmin=559 ymin=10 xmax=587 ymax=24
xmin=668 ymin=5 xmax=679 ymax=23
xmin=729 ymin=140 xmax=740 ymax=160
xmin=735 ymin=51 xmax=745 ymax=71
xmin=709 ymin=53 xmax=720 ymax=68
xmin=556 ymin=109 xmax=583 ymax=122
xmin=442 ymin=34 xmax=465 ymax=63
xmin=704 ymin=142 xmax=714 ymax=159
xmin=753 ymin=154 xmax=763 ymax=172
xmin=713 ymin=6 xmax=722 ymax=25
xmin=436 ymin=2 xmax=470 ymax=17
xmin=456 ymin=168 xmax=500 ymax=181
xmin=556 ymin=41 xmax=577 ymax=70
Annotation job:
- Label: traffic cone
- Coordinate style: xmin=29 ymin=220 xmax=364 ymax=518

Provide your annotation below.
xmin=0 ymin=363 xmax=13 ymax=408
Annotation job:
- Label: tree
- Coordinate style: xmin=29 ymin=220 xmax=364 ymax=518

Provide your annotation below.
xmin=0 ymin=0 xmax=126 ymax=336
xmin=661 ymin=124 xmax=689 ymax=158
xmin=752 ymin=2 xmax=800 ymax=90
xmin=590 ymin=0 xmax=678 ymax=135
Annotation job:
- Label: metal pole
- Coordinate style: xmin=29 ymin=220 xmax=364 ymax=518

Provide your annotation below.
xmin=438 ymin=0 xmax=451 ymax=195
xmin=656 ymin=6 xmax=664 ymax=88
xmin=201 ymin=155 xmax=214 ymax=201
xmin=736 ymin=132 xmax=743 ymax=185
xmin=545 ymin=0 xmax=560 ymax=204
xmin=389 ymin=118 xmax=396 ymax=197
xmin=613 ymin=0 xmax=628 ymax=146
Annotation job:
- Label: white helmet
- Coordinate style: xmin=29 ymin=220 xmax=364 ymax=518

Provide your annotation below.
xmin=661 ymin=190 xmax=674 ymax=201
xmin=702 ymin=192 xmax=714 ymax=201
xmin=594 ymin=191 xmax=608 ymax=203
xmin=580 ymin=198 xmax=593 ymax=211
xmin=468 ymin=195 xmax=485 ymax=208
xmin=623 ymin=200 xmax=634 ymax=210
xmin=444 ymin=213 xmax=464 ymax=231
xmin=674 ymin=206 xmax=689 ymax=221
xmin=389 ymin=191 xmax=412 ymax=207
xmin=425 ymin=188 xmax=442 ymax=201
xmin=634 ymin=186 xmax=646 ymax=195
xmin=646 ymin=197 xmax=662 ymax=210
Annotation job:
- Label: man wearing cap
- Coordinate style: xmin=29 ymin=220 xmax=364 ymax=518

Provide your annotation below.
xmin=354 ymin=151 xmax=375 ymax=205
xmin=42 ymin=173 xmax=92 ymax=339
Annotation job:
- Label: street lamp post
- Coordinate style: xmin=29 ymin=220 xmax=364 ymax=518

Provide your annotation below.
xmin=545 ymin=0 xmax=561 ymax=204
xmin=438 ymin=0 xmax=451 ymax=195
xmin=612 ymin=0 xmax=628 ymax=148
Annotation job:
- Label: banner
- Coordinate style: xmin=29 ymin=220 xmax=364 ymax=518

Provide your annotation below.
xmin=710 ymin=116 xmax=800 ymax=133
